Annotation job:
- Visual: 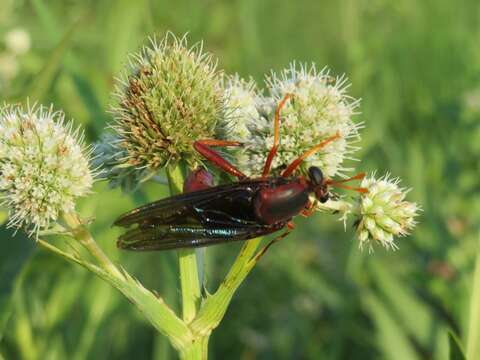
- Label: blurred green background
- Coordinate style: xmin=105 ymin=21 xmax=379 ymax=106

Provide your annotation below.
xmin=0 ymin=0 xmax=479 ymax=359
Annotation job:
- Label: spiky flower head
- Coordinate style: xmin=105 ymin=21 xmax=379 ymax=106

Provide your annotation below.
xmin=239 ymin=63 xmax=361 ymax=177
xmin=222 ymin=74 xmax=260 ymax=141
xmin=111 ymin=33 xmax=226 ymax=173
xmin=354 ymin=174 xmax=419 ymax=251
xmin=0 ymin=104 xmax=94 ymax=237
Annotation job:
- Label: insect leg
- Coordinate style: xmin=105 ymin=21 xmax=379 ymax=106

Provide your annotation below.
xmin=253 ymin=221 xmax=295 ymax=261
xmin=262 ymin=93 xmax=293 ymax=178
xmin=300 ymin=201 xmax=315 ymax=217
xmin=194 ymin=139 xmax=247 ymax=179
xmin=282 ymin=132 xmax=341 ymax=177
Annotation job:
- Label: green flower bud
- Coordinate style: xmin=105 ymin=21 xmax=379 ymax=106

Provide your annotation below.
xmin=110 ymin=33 xmax=227 ymax=172
xmin=354 ymin=173 xmax=420 ymax=251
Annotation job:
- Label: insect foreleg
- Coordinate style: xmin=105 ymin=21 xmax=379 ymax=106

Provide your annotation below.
xmin=194 ymin=139 xmax=247 ymax=179
xmin=262 ymin=93 xmax=293 ymax=178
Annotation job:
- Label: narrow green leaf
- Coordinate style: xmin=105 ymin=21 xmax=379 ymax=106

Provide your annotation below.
xmin=37 ymin=240 xmax=191 ymax=350
xmin=467 ymin=234 xmax=480 ymax=360
xmin=370 ymin=260 xmax=434 ymax=346
xmin=27 ymin=17 xmax=83 ymax=102
xmin=30 ymin=0 xmax=59 ymax=40
xmin=0 ymin=228 xmax=35 ymax=341
xmin=449 ymin=331 xmax=466 ymax=360
xmin=362 ymin=291 xmax=420 ymax=360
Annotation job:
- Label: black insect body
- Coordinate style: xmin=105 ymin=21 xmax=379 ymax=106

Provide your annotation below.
xmin=115 ymin=94 xmax=366 ymax=251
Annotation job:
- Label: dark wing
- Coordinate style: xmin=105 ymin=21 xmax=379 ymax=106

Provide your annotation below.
xmin=114 ymin=179 xmax=288 ymax=251
xmin=117 ymin=223 xmax=285 ymax=251
xmin=114 ymin=179 xmax=269 ymax=227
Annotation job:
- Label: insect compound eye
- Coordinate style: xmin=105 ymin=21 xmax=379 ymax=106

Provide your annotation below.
xmin=308 ymin=166 xmax=324 ymax=186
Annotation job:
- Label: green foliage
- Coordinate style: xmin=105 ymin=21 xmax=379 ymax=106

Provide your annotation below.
xmin=449 ymin=331 xmax=466 ymax=360
xmin=0 ymin=0 xmax=478 ymax=359
xmin=0 ymin=227 xmax=34 ymax=341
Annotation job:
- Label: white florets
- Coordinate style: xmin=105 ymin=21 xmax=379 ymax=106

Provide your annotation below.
xmin=355 ymin=174 xmax=419 ymax=251
xmin=222 ymin=75 xmax=260 ymax=141
xmin=238 ymin=63 xmax=361 ymax=177
xmin=0 ymin=104 xmax=94 ymax=237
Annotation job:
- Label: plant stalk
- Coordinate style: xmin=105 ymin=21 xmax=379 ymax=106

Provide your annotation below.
xmin=166 ymin=164 xmax=202 ymax=323
xmin=62 ymin=211 xmax=122 ymax=278
xmin=179 ymin=336 xmax=209 ymax=360
xmin=191 ymin=238 xmax=262 ymax=335
xmin=467 ymin=232 xmax=480 ymax=360
xmin=37 ymin=239 xmax=193 ymax=350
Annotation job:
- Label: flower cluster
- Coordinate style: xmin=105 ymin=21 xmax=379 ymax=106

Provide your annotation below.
xmin=101 ymin=33 xmax=419 ymax=250
xmin=354 ymin=174 xmax=419 ymax=251
xmin=222 ymin=75 xmax=260 ymax=141
xmin=235 ymin=63 xmax=361 ymax=177
xmin=0 ymin=104 xmax=93 ymax=237
xmin=110 ymin=33 xmax=226 ymax=174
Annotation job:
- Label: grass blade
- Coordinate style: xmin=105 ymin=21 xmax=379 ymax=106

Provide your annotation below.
xmin=27 ymin=16 xmax=84 ymax=102
xmin=0 ymin=227 xmax=35 ymax=341
xmin=449 ymin=331 xmax=466 ymax=360
xmin=467 ymin=234 xmax=480 ymax=360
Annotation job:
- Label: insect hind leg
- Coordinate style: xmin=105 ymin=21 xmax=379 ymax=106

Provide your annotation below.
xmin=253 ymin=221 xmax=295 ymax=261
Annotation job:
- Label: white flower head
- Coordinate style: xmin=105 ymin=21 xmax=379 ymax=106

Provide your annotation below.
xmin=355 ymin=173 xmax=420 ymax=251
xmin=0 ymin=104 xmax=94 ymax=237
xmin=239 ymin=62 xmax=361 ymax=177
xmin=222 ymin=74 xmax=261 ymax=142
xmin=4 ymin=28 xmax=31 ymax=55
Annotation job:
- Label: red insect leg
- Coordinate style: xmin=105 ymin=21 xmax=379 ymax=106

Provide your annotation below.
xmin=300 ymin=201 xmax=315 ymax=217
xmin=282 ymin=132 xmax=341 ymax=177
xmin=254 ymin=221 xmax=295 ymax=261
xmin=262 ymin=93 xmax=293 ymax=178
xmin=194 ymin=139 xmax=247 ymax=179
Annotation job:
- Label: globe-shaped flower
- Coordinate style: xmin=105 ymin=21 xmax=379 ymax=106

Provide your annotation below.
xmin=239 ymin=63 xmax=361 ymax=177
xmin=222 ymin=75 xmax=260 ymax=141
xmin=0 ymin=104 xmax=94 ymax=237
xmin=355 ymin=174 xmax=419 ymax=251
xmin=111 ymin=33 xmax=226 ymax=172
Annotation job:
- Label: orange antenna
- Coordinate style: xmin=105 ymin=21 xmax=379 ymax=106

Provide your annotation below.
xmin=325 ymin=172 xmax=366 ymax=185
xmin=330 ymin=183 xmax=369 ymax=194
xmin=325 ymin=172 xmax=368 ymax=194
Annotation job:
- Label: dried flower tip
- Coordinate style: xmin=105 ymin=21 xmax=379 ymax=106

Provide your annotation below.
xmin=0 ymin=103 xmax=94 ymax=237
xmin=354 ymin=173 xmax=419 ymax=251
xmin=239 ymin=62 xmax=361 ymax=177
xmin=111 ymin=33 xmax=226 ymax=172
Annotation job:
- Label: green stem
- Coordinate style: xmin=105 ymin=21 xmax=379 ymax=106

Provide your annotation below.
xmin=467 ymin=232 xmax=480 ymax=360
xmin=179 ymin=336 xmax=209 ymax=360
xmin=62 ymin=211 xmax=122 ymax=278
xmin=166 ymin=164 xmax=201 ymax=323
xmin=37 ymin=239 xmax=193 ymax=350
xmin=191 ymin=238 xmax=262 ymax=335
